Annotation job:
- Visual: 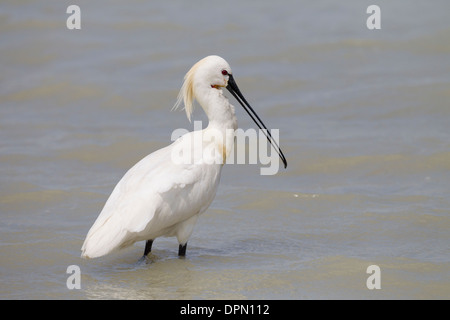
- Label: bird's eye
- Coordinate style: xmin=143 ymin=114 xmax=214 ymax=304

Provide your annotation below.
xmin=221 ymin=70 xmax=228 ymax=76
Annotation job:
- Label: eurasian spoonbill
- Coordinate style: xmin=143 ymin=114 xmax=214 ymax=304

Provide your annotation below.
xmin=81 ymin=55 xmax=287 ymax=260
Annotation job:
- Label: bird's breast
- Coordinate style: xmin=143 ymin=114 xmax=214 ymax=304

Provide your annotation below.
xmin=202 ymin=125 xmax=235 ymax=165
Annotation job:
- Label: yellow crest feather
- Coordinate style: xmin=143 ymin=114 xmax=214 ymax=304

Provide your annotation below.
xmin=173 ymin=58 xmax=206 ymax=122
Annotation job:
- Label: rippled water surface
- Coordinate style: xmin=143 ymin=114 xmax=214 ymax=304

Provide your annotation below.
xmin=1 ymin=0 xmax=449 ymax=299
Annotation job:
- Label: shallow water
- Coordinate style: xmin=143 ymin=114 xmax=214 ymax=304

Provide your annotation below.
xmin=1 ymin=0 xmax=449 ymax=299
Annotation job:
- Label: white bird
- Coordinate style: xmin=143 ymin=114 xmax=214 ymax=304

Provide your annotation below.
xmin=81 ymin=55 xmax=287 ymax=260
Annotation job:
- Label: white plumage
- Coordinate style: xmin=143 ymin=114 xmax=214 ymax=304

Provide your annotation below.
xmin=81 ymin=55 xmax=286 ymax=259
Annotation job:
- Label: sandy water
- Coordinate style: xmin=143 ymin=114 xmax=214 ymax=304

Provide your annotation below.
xmin=1 ymin=0 xmax=449 ymax=299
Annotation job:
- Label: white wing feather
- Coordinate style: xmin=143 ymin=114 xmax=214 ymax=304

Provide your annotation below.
xmin=81 ymin=132 xmax=222 ymax=258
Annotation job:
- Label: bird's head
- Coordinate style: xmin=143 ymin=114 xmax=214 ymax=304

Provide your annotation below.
xmin=173 ymin=55 xmax=232 ymax=121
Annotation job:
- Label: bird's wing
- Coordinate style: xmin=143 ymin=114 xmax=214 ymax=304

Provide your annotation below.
xmin=81 ymin=134 xmax=215 ymax=258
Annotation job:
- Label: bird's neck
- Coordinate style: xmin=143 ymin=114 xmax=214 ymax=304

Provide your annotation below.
xmin=196 ymin=86 xmax=237 ymax=131
xmin=196 ymin=86 xmax=237 ymax=164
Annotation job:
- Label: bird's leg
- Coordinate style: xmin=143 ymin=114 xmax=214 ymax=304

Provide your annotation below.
xmin=178 ymin=243 xmax=187 ymax=257
xmin=137 ymin=240 xmax=154 ymax=263
xmin=143 ymin=239 xmax=153 ymax=257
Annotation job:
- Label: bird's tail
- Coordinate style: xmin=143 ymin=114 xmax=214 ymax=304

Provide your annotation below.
xmin=81 ymin=220 xmax=133 ymax=259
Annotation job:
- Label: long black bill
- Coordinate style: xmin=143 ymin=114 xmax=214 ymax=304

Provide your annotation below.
xmin=226 ymin=74 xmax=287 ymax=169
